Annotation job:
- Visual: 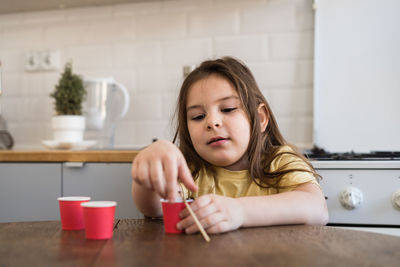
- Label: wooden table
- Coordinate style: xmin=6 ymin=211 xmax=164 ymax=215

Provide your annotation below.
xmin=0 ymin=150 xmax=139 ymax=162
xmin=1 ymin=219 xmax=399 ymax=266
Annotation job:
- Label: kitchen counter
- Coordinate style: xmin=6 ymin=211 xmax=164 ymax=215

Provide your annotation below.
xmin=0 ymin=150 xmax=140 ymax=162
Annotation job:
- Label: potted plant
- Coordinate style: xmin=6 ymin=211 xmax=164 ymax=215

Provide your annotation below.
xmin=50 ymin=62 xmax=86 ymax=143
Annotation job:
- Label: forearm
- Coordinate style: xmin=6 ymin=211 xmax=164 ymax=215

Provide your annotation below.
xmin=238 ymin=187 xmax=329 ymax=227
xmin=131 ymin=182 xmax=163 ymax=218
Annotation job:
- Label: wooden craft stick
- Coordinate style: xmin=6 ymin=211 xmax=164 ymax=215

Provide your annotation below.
xmin=183 ymin=201 xmax=211 ymax=242
xmin=179 ymin=184 xmax=211 ymax=242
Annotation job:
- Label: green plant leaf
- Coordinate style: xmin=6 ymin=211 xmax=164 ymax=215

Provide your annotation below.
xmin=50 ymin=61 xmax=86 ymax=115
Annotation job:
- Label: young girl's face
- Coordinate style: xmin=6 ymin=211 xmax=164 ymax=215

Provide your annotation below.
xmin=186 ymin=74 xmax=251 ymax=171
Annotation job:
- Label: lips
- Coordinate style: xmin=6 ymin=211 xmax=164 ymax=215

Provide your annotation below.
xmin=207 ymin=136 xmax=228 ymax=145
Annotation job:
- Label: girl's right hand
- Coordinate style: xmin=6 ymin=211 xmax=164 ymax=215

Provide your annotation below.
xmin=131 ymin=140 xmax=198 ymax=202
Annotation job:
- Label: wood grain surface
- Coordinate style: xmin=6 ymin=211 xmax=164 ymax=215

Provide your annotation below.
xmin=0 ymin=150 xmax=139 ymax=162
xmin=1 ymin=219 xmax=399 ymax=266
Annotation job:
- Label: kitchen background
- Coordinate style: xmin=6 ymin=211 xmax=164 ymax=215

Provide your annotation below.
xmin=0 ymin=0 xmax=314 ymax=150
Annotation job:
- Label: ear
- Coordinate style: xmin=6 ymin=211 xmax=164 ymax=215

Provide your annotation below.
xmin=257 ymin=103 xmax=269 ymax=133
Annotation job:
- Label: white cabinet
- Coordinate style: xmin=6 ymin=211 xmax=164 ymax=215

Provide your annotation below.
xmin=63 ymin=163 xmax=143 ymax=219
xmin=0 ymin=163 xmax=61 ymax=222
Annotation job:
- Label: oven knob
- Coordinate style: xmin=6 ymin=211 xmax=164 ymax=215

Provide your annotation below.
xmin=339 ymin=186 xmax=363 ymax=210
xmin=391 ymin=190 xmax=400 ymax=210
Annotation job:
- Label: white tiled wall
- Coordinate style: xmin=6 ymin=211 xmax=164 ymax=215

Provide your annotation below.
xmin=0 ymin=0 xmax=315 ymax=149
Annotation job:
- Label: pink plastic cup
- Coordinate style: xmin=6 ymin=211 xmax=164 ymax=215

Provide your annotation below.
xmin=81 ymin=201 xmax=117 ymax=240
xmin=161 ymin=198 xmax=193 ymax=234
xmin=58 ymin=196 xmax=91 ymax=230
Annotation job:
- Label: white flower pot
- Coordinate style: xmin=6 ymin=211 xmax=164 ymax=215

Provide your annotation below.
xmin=52 ymin=115 xmax=85 ymax=143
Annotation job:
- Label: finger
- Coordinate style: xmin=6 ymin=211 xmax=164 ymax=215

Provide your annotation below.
xmin=179 ymin=195 xmax=212 ymax=218
xmin=177 ymin=156 xmax=198 ymax=192
xmin=177 ymin=196 xmax=215 ymax=229
xmin=150 ymin=160 xmax=166 ymax=198
xmin=205 ymin=221 xmax=230 ymax=234
xmin=176 ymin=213 xmax=195 ymax=232
xmin=177 ymin=204 xmax=218 ymax=233
xmin=191 ymin=203 xmax=218 ymax=221
xmin=185 ymin=212 xmax=225 ymax=234
xmin=136 ymin=160 xmax=152 ymax=189
xmin=131 ymin=158 xmax=138 ymax=182
xmin=164 ymin=159 xmax=178 ymax=202
xmin=163 ymin=156 xmax=178 ymax=201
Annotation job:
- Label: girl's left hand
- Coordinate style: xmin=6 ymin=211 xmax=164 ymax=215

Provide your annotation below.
xmin=177 ymin=194 xmax=244 ymax=234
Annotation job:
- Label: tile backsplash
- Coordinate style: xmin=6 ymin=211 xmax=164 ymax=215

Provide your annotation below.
xmin=0 ymin=0 xmax=314 ymax=149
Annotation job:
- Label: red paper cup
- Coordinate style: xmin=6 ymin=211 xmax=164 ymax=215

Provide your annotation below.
xmin=81 ymin=201 xmax=117 ymax=240
xmin=161 ymin=198 xmax=193 ymax=234
xmin=58 ymin=196 xmax=91 ymax=230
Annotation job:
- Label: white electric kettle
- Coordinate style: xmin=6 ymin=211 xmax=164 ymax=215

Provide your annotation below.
xmin=83 ymin=77 xmax=130 ymax=148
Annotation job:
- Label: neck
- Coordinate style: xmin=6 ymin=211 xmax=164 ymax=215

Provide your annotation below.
xmin=223 ymin=155 xmax=250 ymax=171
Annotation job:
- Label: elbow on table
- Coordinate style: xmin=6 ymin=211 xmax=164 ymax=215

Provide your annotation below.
xmin=306 ymin=201 xmax=329 ymax=226
xmin=319 ymin=197 xmax=330 ymax=225
xmin=313 ymin=209 xmax=329 ymax=226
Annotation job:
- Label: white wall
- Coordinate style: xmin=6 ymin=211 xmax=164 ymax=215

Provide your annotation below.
xmin=0 ymin=0 xmax=315 ymax=149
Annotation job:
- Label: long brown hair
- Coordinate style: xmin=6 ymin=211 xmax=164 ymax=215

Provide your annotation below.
xmin=173 ymin=56 xmax=319 ymax=189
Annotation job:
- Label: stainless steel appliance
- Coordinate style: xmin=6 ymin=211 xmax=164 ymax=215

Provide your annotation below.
xmin=306 ymin=150 xmax=400 ymax=236
xmin=312 ymin=1 xmax=400 ymax=237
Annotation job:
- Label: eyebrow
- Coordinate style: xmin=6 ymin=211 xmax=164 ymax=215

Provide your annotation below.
xmin=186 ymin=95 xmax=240 ymax=112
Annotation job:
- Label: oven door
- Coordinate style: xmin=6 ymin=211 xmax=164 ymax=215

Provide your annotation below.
xmin=312 ymin=160 xmax=400 ymax=237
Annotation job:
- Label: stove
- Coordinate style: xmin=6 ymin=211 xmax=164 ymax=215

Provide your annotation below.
xmin=305 ymin=147 xmax=400 ymax=161
xmin=305 ymin=148 xmax=400 ymax=237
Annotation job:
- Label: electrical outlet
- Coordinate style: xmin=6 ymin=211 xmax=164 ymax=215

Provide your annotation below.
xmin=25 ymin=51 xmax=40 ymax=71
xmin=39 ymin=50 xmax=60 ymax=71
xmin=25 ymin=50 xmax=60 ymax=72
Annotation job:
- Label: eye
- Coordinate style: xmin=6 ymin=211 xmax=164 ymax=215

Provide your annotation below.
xmin=221 ymin=107 xmax=237 ymax=113
xmin=191 ymin=114 xmax=205 ymax=121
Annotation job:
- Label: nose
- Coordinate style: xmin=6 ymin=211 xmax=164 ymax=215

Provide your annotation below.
xmin=206 ymin=113 xmax=221 ymax=130
xmin=207 ymin=122 xmax=220 ymax=130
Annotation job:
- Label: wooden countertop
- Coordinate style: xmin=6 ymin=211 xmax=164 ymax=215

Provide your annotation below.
xmin=1 ymin=219 xmax=400 ymax=266
xmin=0 ymin=150 xmax=140 ymax=162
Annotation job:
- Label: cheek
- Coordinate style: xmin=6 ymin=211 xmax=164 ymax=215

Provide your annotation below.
xmin=233 ymin=120 xmax=251 ymax=148
xmin=231 ymin=116 xmax=251 ymax=136
xmin=237 ymin=126 xmax=251 ymax=145
xmin=187 ymin=123 xmax=199 ymax=143
xmin=187 ymin=125 xmax=204 ymax=155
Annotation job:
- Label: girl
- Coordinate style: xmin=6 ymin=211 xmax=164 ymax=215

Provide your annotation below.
xmin=131 ymin=57 xmax=328 ymax=234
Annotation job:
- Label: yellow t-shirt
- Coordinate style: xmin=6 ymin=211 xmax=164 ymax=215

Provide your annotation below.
xmin=182 ymin=145 xmax=318 ymax=199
